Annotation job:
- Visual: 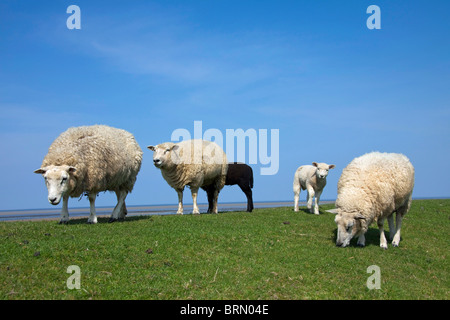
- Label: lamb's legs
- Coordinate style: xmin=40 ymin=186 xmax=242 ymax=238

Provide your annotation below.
xmin=176 ymin=189 xmax=184 ymax=215
xmin=313 ymin=189 xmax=322 ymax=215
xmin=239 ymin=183 xmax=253 ymax=212
xmin=87 ymin=193 xmax=98 ymax=224
xmin=306 ymin=187 xmax=315 ymax=214
xmin=59 ymin=195 xmax=70 ymax=224
xmin=293 ymin=185 xmax=301 ymax=212
xmin=191 ymin=187 xmax=200 ymax=214
xmin=377 ymin=218 xmax=388 ymax=249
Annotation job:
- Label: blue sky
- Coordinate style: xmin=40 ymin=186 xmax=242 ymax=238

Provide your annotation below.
xmin=0 ymin=0 xmax=449 ymax=211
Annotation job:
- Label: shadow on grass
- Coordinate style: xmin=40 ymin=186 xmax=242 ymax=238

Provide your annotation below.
xmin=63 ymin=215 xmax=153 ymax=225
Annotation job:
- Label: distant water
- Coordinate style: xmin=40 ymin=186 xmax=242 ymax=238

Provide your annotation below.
xmin=0 ymin=201 xmax=335 ymax=222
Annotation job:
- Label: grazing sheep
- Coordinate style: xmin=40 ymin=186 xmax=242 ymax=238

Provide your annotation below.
xmin=293 ymin=162 xmax=335 ymax=214
xmin=334 ymin=152 xmax=415 ymax=249
xmin=147 ymin=139 xmax=228 ymax=214
xmin=34 ymin=125 xmax=143 ymax=224
xmin=203 ymin=162 xmax=254 ymax=212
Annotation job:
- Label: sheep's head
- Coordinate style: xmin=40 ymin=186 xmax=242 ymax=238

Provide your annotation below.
xmin=334 ymin=211 xmax=366 ymax=247
xmin=34 ymin=165 xmax=76 ymax=205
xmin=147 ymin=143 xmax=179 ymax=169
xmin=312 ymin=162 xmax=335 ymax=179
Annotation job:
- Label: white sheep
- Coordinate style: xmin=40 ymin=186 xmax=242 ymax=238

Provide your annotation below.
xmin=34 ymin=125 xmax=143 ymax=224
xmin=293 ymin=162 xmax=335 ymax=214
xmin=147 ymin=139 xmax=228 ymax=214
xmin=334 ymin=152 xmax=415 ymax=249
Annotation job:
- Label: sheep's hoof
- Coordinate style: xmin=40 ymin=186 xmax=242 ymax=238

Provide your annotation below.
xmin=58 ymin=220 xmax=69 ymax=225
xmin=357 ymin=243 xmax=365 ymax=248
xmin=108 ymin=218 xmax=118 ymax=223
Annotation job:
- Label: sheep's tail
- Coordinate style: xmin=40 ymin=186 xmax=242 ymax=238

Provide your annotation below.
xmin=249 ymin=167 xmax=254 ymax=189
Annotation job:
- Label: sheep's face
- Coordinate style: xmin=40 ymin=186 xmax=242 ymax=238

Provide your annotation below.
xmin=335 ymin=211 xmax=364 ymax=247
xmin=34 ymin=165 xmax=76 ymax=205
xmin=312 ymin=162 xmax=335 ymax=179
xmin=147 ymin=143 xmax=178 ymax=169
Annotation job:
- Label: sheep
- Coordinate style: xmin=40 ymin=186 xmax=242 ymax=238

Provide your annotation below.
xmin=334 ymin=152 xmax=415 ymax=249
xmin=203 ymin=162 xmax=254 ymax=212
xmin=147 ymin=139 xmax=228 ymax=214
xmin=34 ymin=125 xmax=143 ymax=224
xmin=293 ymin=162 xmax=335 ymax=214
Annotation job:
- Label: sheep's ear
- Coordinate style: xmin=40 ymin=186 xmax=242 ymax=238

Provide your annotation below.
xmin=34 ymin=168 xmax=47 ymax=174
xmin=171 ymin=145 xmax=179 ymax=151
xmin=68 ymin=166 xmax=76 ymax=173
xmin=312 ymin=162 xmax=318 ymax=167
xmin=329 ymin=164 xmax=336 ymax=169
xmin=355 ymin=213 xmax=366 ymax=220
xmin=147 ymin=145 xmax=156 ymax=151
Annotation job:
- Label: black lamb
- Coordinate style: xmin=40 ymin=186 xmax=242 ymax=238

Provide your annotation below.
xmin=202 ymin=162 xmax=254 ymax=212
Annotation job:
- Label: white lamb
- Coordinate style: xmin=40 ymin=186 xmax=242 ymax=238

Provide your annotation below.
xmin=334 ymin=152 xmax=415 ymax=249
xmin=34 ymin=125 xmax=143 ymax=224
xmin=293 ymin=162 xmax=335 ymax=214
xmin=147 ymin=139 xmax=228 ymax=214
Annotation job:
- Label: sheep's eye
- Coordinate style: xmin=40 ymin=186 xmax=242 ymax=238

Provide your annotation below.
xmin=346 ymin=224 xmax=353 ymax=232
xmin=61 ymin=177 xmax=68 ymax=184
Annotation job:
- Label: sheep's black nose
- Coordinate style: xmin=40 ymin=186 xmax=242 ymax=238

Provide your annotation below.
xmin=153 ymin=159 xmax=161 ymax=165
xmin=49 ymin=197 xmax=57 ymax=204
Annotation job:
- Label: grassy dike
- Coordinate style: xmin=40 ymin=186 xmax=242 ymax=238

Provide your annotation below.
xmin=0 ymin=199 xmax=448 ymax=300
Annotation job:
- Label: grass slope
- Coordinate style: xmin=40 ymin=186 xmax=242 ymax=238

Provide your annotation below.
xmin=0 ymin=199 xmax=448 ymax=300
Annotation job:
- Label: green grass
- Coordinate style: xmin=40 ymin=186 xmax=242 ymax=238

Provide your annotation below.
xmin=0 ymin=199 xmax=448 ymax=300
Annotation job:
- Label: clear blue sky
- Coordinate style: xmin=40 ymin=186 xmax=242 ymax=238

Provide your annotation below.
xmin=0 ymin=0 xmax=449 ymax=210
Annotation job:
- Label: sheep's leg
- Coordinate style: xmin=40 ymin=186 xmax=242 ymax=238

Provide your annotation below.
xmin=59 ymin=195 xmax=70 ymax=224
xmin=244 ymin=186 xmax=253 ymax=213
xmin=116 ymin=191 xmax=128 ymax=220
xmin=306 ymin=187 xmax=315 ymax=214
xmin=293 ymin=182 xmax=301 ymax=212
xmin=313 ymin=189 xmax=322 ymax=215
xmin=377 ymin=218 xmax=388 ymax=249
xmin=392 ymin=198 xmax=410 ymax=247
xmin=388 ymin=214 xmax=395 ymax=240
xmin=211 ymin=188 xmax=220 ymax=214
xmin=357 ymin=233 xmax=366 ymax=247
xmin=392 ymin=212 xmax=403 ymax=247
xmin=191 ymin=187 xmax=200 ymax=214
xmin=109 ymin=190 xmax=126 ymax=222
xmin=239 ymin=182 xmax=253 ymax=212
xmin=204 ymin=185 xmax=214 ymax=213
xmin=87 ymin=193 xmax=98 ymax=224
xmin=176 ymin=189 xmax=184 ymax=215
